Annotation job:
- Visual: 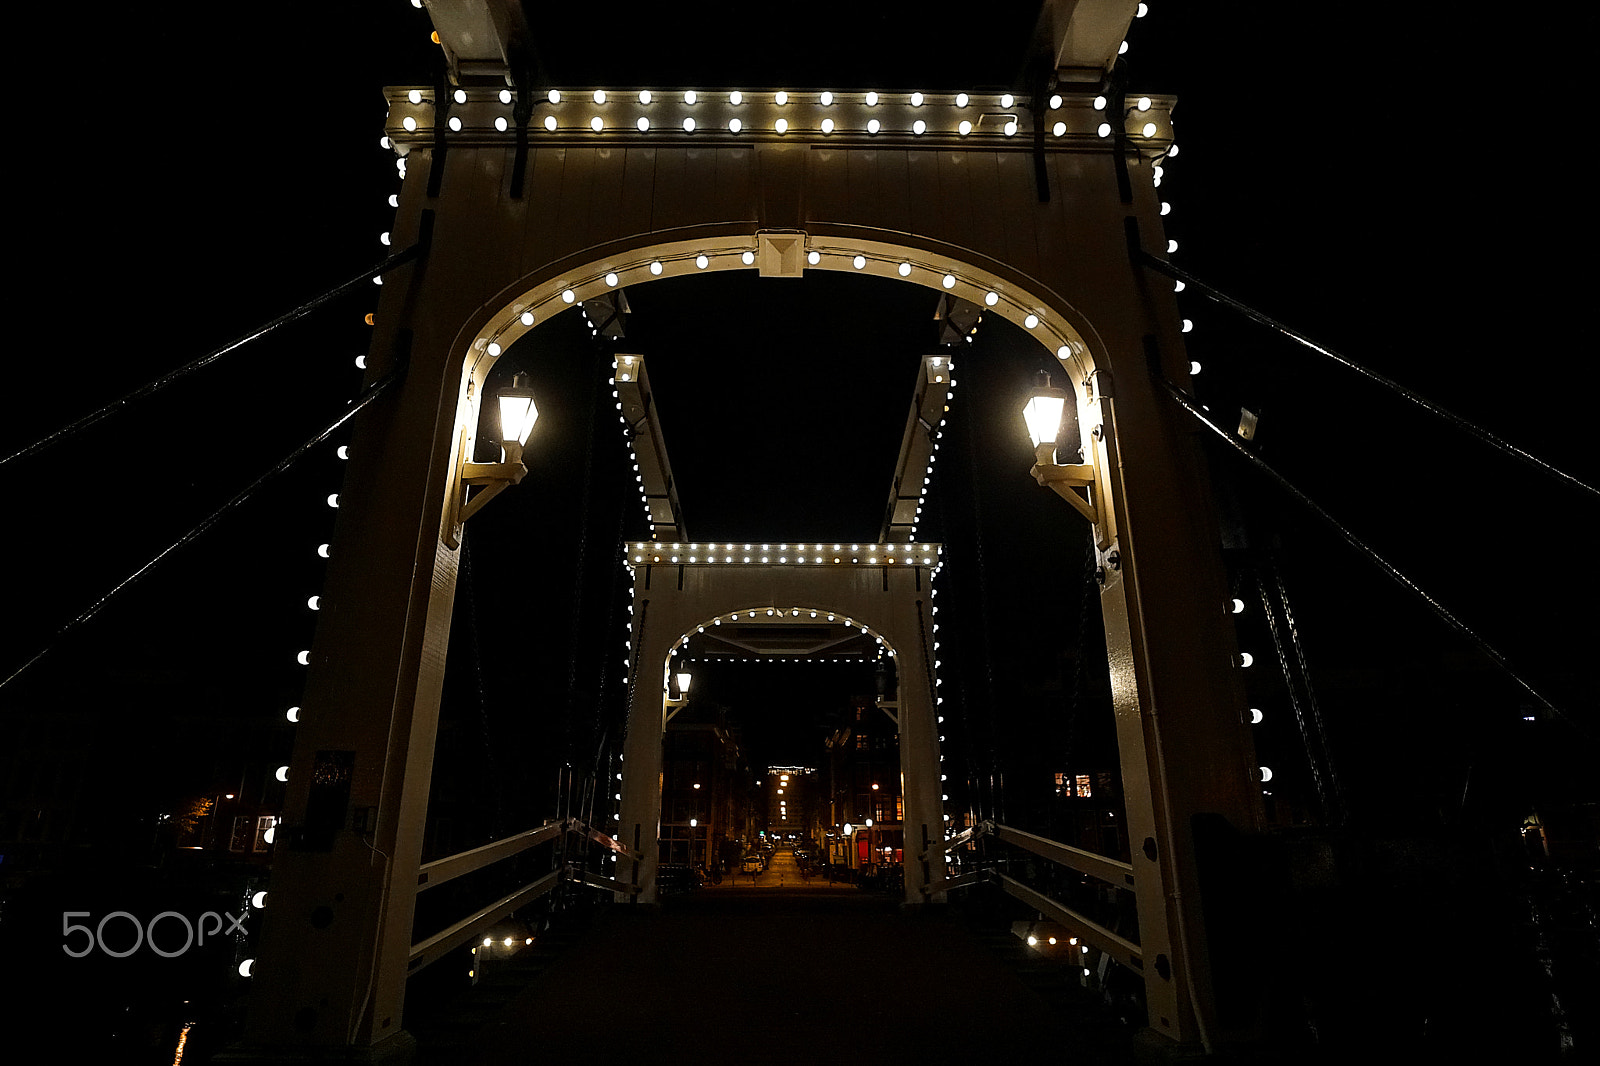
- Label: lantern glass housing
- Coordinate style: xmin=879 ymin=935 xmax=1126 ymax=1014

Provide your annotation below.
xmin=498 ymin=373 xmax=539 ymax=448
xmin=1022 ymin=387 xmax=1069 ymax=447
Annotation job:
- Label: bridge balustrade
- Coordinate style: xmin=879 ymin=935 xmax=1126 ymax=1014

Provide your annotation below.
xmin=937 ymin=820 xmax=1144 ymax=978
xmin=406 ymin=818 xmax=641 ymax=976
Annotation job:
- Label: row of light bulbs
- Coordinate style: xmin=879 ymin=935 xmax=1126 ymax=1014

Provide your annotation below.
xmin=626 ymin=542 xmax=942 ymax=566
xmin=391 ymin=96 xmax=1171 ymax=143
xmin=1226 ymin=597 xmax=1274 ymax=786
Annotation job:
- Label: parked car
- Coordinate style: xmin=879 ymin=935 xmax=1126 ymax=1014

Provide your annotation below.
xmin=741 ymin=855 xmax=763 ymax=873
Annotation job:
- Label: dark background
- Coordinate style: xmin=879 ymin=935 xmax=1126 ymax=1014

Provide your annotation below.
xmin=2 ymin=1 xmax=1596 ymax=1057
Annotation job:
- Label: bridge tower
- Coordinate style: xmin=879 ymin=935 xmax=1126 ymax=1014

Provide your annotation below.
xmin=237 ymin=0 xmax=1262 ymax=1059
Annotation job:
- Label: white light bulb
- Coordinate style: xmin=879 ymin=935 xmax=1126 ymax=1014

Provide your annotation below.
xmin=547 ymin=89 xmax=562 ymax=104
xmin=1097 ymin=122 xmax=1111 ymax=138
xmin=775 ymin=91 xmax=788 ymax=105
xmin=1001 ymin=94 xmax=1014 ymax=108
xmin=958 ymin=120 xmax=972 ymax=136
xmin=286 ymin=706 xmax=300 ymax=723
xmin=447 ymin=115 xmax=461 ymax=131
xmin=728 ymin=118 xmax=742 ymax=133
xmin=866 ymin=91 xmax=879 ymax=106
xmin=730 ymin=91 xmax=743 ymax=105
xmin=326 ymin=494 xmax=339 ymax=508
xmin=898 ymin=262 xmax=911 ymax=276
xmin=853 ymin=255 xmax=866 ymax=269
xmin=637 ymin=117 xmax=649 ymax=131
xmin=521 ymin=310 xmax=535 ymax=325
xmin=1260 ymin=766 xmax=1274 ymax=783
xmin=912 ymin=119 xmax=925 ymax=134
xmin=1004 ymin=120 xmax=1017 ymax=137
xmin=639 ymin=90 xmax=652 ymax=104
xmin=1049 ymin=94 xmax=1062 ymax=109
xmin=775 ymin=118 xmax=788 ymax=133
xmin=682 ymin=117 xmax=696 ymax=132
xmin=911 ymin=92 xmax=924 ymax=106
xmin=1250 ymin=708 xmax=1264 ymax=724
xmin=593 ymin=89 xmax=607 ymax=104
xmin=1024 ymin=314 xmax=1039 ymax=328
xmin=402 ymin=116 xmax=417 ymax=132
xmin=942 ymin=274 xmax=955 ymax=288
xmin=495 ymin=116 xmax=508 ymax=132
xmin=650 ymin=261 xmax=663 ymax=275
xmin=821 ymin=117 xmax=834 ymax=133
xmin=696 ymin=254 xmax=709 ymax=268
xmin=867 ymin=118 xmax=880 ymax=133
xmin=1052 ymin=121 xmax=1066 ymax=136
xmin=275 ymin=766 xmax=290 ymax=783
xmin=684 ymin=90 xmax=697 ymax=104
xmin=807 ymin=250 xmax=820 ymax=265
xmin=742 ymin=251 xmax=755 ymax=265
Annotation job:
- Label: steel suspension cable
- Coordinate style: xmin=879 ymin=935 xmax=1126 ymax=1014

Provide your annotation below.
xmin=1159 ymin=375 xmax=1580 ymax=733
xmin=1 ymin=362 xmax=405 ymax=692
xmin=1140 ymin=252 xmax=1599 ymax=501
xmin=1 ymin=243 xmax=424 ymax=469
xmin=1270 ymin=560 xmax=1347 ymax=820
xmin=1255 ymin=570 xmax=1337 ymax=825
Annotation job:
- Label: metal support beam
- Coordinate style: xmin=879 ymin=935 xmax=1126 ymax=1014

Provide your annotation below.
xmin=407 ymin=869 xmax=563 ymax=975
xmin=991 ymin=821 xmax=1135 ymax=890
xmin=614 ymin=354 xmax=688 ymax=542
xmin=416 ymin=821 xmax=565 ymax=891
xmin=880 ymin=354 xmax=952 ymax=543
xmin=996 ymin=872 xmax=1143 ymax=973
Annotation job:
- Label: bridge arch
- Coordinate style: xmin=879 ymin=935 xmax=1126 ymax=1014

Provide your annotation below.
xmin=611 ymin=541 xmax=945 ymax=903
xmin=649 ymin=604 xmax=913 ymax=877
xmin=441 ymin=225 xmax=1114 ymax=549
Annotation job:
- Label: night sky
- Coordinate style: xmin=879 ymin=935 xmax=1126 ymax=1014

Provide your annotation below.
xmin=5 ymin=1 xmax=1597 ymax=843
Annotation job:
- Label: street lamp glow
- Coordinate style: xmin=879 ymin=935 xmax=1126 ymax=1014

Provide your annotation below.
xmin=1022 ymin=380 xmax=1069 ymax=447
xmin=497 ymin=373 xmax=540 ymax=450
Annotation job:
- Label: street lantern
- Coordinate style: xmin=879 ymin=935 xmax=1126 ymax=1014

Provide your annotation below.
xmin=1022 ymin=372 xmax=1068 ymax=455
xmin=495 ymin=372 xmax=539 ymax=463
xmin=1022 ymin=371 xmax=1102 ymax=530
xmin=445 ymin=371 xmax=541 ymax=547
xmin=664 ymin=667 xmax=693 ymax=724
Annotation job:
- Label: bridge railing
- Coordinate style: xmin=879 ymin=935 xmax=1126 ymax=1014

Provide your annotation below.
xmin=406 ymin=817 xmax=643 ymax=976
xmin=934 ymin=820 xmax=1143 ymax=976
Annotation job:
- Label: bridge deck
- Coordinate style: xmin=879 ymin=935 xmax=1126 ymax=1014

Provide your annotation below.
xmin=416 ymin=863 xmax=1136 ymax=1063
